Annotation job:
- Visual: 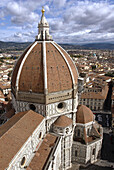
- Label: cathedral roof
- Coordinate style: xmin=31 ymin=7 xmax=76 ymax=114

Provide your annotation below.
xmin=53 ymin=115 xmax=73 ymax=128
xmin=11 ymin=9 xmax=78 ymax=97
xmin=0 ymin=110 xmax=44 ymax=170
xmin=0 ymin=111 xmax=27 ymax=137
xmin=5 ymin=108 xmax=15 ymax=119
xmin=76 ymin=105 xmax=94 ymax=124
xmin=27 ymin=133 xmax=57 ymax=170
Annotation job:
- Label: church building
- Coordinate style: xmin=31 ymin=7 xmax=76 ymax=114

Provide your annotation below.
xmin=0 ymin=8 xmax=103 ymax=170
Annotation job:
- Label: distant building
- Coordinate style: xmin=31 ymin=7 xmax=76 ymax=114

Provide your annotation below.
xmin=78 ymin=75 xmax=112 ymax=127
xmin=111 ymin=87 xmax=114 ymax=144
xmin=112 ymin=87 xmax=114 ymax=107
xmin=79 ymin=75 xmax=110 ymax=111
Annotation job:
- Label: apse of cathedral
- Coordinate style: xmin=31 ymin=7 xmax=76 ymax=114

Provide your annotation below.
xmin=0 ymin=8 xmax=103 ymax=170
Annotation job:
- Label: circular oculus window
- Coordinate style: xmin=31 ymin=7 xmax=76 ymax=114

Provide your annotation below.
xmin=57 ymin=102 xmax=66 ymax=112
xmin=29 ymin=104 xmax=36 ymax=111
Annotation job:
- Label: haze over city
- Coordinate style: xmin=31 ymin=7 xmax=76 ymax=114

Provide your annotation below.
xmin=0 ymin=0 xmax=114 ymax=44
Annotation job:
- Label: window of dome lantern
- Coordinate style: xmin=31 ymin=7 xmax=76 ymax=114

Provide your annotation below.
xmin=29 ymin=104 xmax=36 ymax=111
xmin=77 ymin=129 xmax=80 ymax=137
xmin=66 ymin=128 xmax=69 ymax=134
xmin=57 ymin=102 xmax=66 ymax=112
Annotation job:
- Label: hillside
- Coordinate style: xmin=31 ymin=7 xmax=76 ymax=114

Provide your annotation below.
xmin=0 ymin=41 xmax=31 ymax=51
xmin=0 ymin=41 xmax=114 ymax=51
xmin=82 ymin=43 xmax=114 ymax=50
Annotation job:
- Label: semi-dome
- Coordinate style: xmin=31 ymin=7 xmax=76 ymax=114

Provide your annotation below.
xmin=53 ymin=115 xmax=73 ymax=128
xmin=76 ymin=105 xmax=94 ymax=124
xmin=11 ymin=8 xmax=78 ymax=105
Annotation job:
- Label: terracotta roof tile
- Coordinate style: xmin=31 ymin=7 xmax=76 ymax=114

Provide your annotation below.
xmin=19 ymin=43 xmax=44 ymax=93
xmin=5 ymin=108 xmax=15 ymax=119
xmin=81 ymin=84 xmax=108 ymax=100
xmin=76 ymin=105 xmax=93 ymax=124
xmin=54 ymin=43 xmax=78 ymax=84
xmin=11 ymin=41 xmax=78 ymax=95
xmin=27 ymin=133 xmax=57 ymax=170
xmin=54 ymin=115 xmax=72 ymax=127
xmin=11 ymin=44 xmax=33 ymax=88
xmin=46 ymin=43 xmax=72 ymax=92
xmin=0 ymin=110 xmax=44 ymax=170
xmin=0 ymin=111 xmax=27 ymax=137
xmin=5 ymin=101 xmax=12 ymax=112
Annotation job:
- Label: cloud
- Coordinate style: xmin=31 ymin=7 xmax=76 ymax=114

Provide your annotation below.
xmin=14 ymin=32 xmax=22 ymax=38
xmin=44 ymin=5 xmax=50 ymax=12
xmin=0 ymin=11 xmax=5 ymax=19
xmin=52 ymin=0 xmax=114 ymax=43
xmin=5 ymin=30 xmax=36 ymax=42
xmin=11 ymin=12 xmax=39 ymax=25
xmin=0 ymin=0 xmax=11 ymax=7
xmin=0 ymin=22 xmax=5 ymax=26
xmin=6 ymin=1 xmax=27 ymax=16
xmin=53 ymin=0 xmax=66 ymax=7
xmin=5 ymin=1 xmax=39 ymax=25
xmin=0 ymin=0 xmax=114 ymax=43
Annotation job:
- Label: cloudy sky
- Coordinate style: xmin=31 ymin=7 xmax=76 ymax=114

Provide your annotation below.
xmin=0 ymin=0 xmax=114 ymax=44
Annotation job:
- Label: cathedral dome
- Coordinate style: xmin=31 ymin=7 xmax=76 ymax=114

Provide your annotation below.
xmin=11 ymin=41 xmax=78 ymax=94
xmin=76 ymin=105 xmax=94 ymax=124
xmin=53 ymin=115 xmax=73 ymax=128
xmin=11 ymin=8 xmax=78 ymax=104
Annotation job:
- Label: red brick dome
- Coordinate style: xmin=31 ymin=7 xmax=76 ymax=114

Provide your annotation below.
xmin=76 ymin=105 xmax=94 ymax=124
xmin=11 ymin=9 xmax=78 ymax=105
xmin=11 ymin=42 xmax=78 ymax=95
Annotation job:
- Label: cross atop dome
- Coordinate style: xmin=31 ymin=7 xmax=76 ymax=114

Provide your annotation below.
xmin=36 ymin=7 xmax=52 ymax=41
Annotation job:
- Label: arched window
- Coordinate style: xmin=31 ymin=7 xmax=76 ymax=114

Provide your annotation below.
xmin=92 ymin=148 xmax=95 ymax=155
xmin=87 ymin=128 xmax=89 ymax=136
xmin=77 ymin=129 xmax=80 ymax=137
xmin=66 ymin=128 xmax=69 ymax=134
xmin=39 ymin=132 xmax=42 ymax=139
xmin=75 ymin=150 xmax=77 ymax=157
xmin=20 ymin=156 xmax=26 ymax=167
xmin=98 ymin=128 xmax=100 ymax=133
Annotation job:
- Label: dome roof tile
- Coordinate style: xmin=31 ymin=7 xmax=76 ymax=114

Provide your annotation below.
xmin=12 ymin=42 xmax=78 ymax=94
xmin=54 ymin=115 xmax=72 ymax=128
xmin=76 ymin=105 xmax=94 ymax=124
